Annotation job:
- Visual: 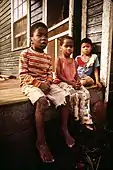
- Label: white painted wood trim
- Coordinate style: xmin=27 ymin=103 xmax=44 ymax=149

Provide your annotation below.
xmin=100 ymin=0 xmax=113 ymax=102
xmin=48 ymin=30 xmax=69 ymax=42
xmin=48 ymin=18 xmax=69 ymax=32
xmin=43 ymin=0 xmax=71 ymax=32
xmin=11 ymin=0 xmax=14 ymax=51
xmin=54 ymin=39 xmax=58 ymax=70
xmin=81 ymin=0 xmax=87 ymax=39
xmin=27 ymin=0 xmax=30 ymax=47
xmin=69 ymin=0 xmax=74 ymax=36
xmin=11 ymin=0 xmax=30 ymax=51
xmin=42 ymin=0 xmax=47 ymax=24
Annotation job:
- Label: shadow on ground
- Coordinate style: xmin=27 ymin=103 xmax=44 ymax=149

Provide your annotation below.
xmin=0 ymin=101 xmax=113 ymax=170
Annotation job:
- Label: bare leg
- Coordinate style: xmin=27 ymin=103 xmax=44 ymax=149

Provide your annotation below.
xmin=80 ymin=76 xmax=94 ymax=86
xmin=35 ymin=97 xmax=54 ymax=163
xmin=60 ymin=96 xmax=75 ymax=148
xmin=79 ymin=87 xmax=94 ymax=130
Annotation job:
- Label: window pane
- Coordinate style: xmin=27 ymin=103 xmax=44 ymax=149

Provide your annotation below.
xmin=13 ymin=16 xmax=27 ymax=48
xmin=14 ymin=0 xmax=18 ymax=8
xmin=19 ymin=0 xmax=22 ymax=5
xmin=23 ymin=1 xmax=27 ymax=16
xmin=19 ymin=5 xmax=22 ymax=19
xmin=14 ymin=9 xmax=18 ymax=22
xmin=14 ymin=16 xmax=27 ymax=35
xmin=47 ymin=0 xmax=69 ymax=28
xmin=14 ymin=33 xmax=27 ymax=48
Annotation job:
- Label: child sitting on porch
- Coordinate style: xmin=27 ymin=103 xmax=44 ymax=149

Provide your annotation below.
xmin=19 ymin=22 xmax=75 ymax=163
xmin=54 ymin=35 xmax=94 ymax=130
xmin=75 ymin=38 xmax=102 ymax=88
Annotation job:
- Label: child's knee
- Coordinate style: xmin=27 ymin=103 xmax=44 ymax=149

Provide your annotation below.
xmin=37 ymin=97 xmax=49 ymax=112
xmin=86 ymin=77 xmax=94 ymax=85
xmin=65 ymin=95 xmax=70 ymax=102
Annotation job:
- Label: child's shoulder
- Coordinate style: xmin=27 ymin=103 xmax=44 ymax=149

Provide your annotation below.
xmin=21 ymin=48 xmax=31 ymax=56
xmin=91 ymin=54 xmax=98 ymax=59
xmin=75 ymin=55 xmax=81 ymax=59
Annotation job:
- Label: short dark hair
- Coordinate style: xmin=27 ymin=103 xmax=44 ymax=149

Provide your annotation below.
xmin=59 ymin=35 xmax=73 ymax=46
xmin=80 ymin=38 xmax=93 ymax=46
xmin=30 ymin=22 xmax=48 ymax=37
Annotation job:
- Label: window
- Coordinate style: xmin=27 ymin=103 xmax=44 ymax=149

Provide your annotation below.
xmin=42 ymin=0 xmax=74 ymax=71
xmin=43 ymin=0 xmax=70 ymax=71
xmin=47 ymin=0 xmax=69 ymax=28
xmin=11 ymin=0 xmax=30 ymax=50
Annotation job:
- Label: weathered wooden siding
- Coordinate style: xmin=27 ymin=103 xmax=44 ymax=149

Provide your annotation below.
xmin=30 ymin=0 xmax=42 ymax=25
xmin=87 ymin=0 xmax=103 ymax=55
xmin=0 ymin=0 xmax=42 ymax=76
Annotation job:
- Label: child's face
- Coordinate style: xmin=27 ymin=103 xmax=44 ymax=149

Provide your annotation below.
xmin=81 ymin=43 xmax=92 ymax=55
xmin=61 ymin=39 xmax=74 ymax=57
xmin=31 ymin=27 xmax=48 ymax=51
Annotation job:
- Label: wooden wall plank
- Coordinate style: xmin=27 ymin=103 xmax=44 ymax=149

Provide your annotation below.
xmin=88 ymin=0 xmax=103 ymax=7
xmin=0 ymin=0 xmax=43 ymax=75
xmin=0 ymin=24 xmax=11 ymax=36
xmin=0 ymin=28 xmax=11 ymax=39
xmin=87 ymin=0 xmax=103 ymax=45
xmin=30 ymin=0 xmax=42 ymax=25
xmin=0 ymin=1 xmax=10 ymax=14
xmin=0 ymin=8 xmax=11 ymax=21
xmin=87 ymin=14 xmax=102 ymax=26
xmin=0 ymin=13 xmax=11 ymax=25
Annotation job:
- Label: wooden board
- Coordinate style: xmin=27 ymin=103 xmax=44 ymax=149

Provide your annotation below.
xmin=0 ymin=79 xmax=28 ymax=105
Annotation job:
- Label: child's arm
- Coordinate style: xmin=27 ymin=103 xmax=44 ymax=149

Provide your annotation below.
xmin=46 ymin=55 xmax=53 ymax=85
xmin=56 ymin=58 xmax=73 ymax=85
xmin=93 ymin=56 xmax=102 ymax=88
xmin=74 ymin=60 xmax=80 ymax=81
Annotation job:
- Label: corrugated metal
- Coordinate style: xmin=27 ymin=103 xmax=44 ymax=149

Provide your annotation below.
xmin=0 ymin=0 xmax=43 ymax=75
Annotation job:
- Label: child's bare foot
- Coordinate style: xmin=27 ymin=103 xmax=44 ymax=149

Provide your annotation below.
xmin=36 ymin=142 xmax=54 ymax=163
xmin=84 ymin=124 xmax=96 ymax=131
xmin=62 ymin=130 xmax=75 ymax=148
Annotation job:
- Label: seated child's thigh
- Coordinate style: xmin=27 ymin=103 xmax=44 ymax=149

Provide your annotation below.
xmin=47 ymin=84 xmax=69 ymax=107
xmin=22 ymin=85 xmax=45 ymax=104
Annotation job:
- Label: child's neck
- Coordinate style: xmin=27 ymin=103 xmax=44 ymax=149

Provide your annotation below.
xmin=31 ymin=47 xmax=44 ymax=53
xmin=62 ymin=54 xmax=70 ymax=59
xmin=82 ymin=53 xmax=91 ymax=57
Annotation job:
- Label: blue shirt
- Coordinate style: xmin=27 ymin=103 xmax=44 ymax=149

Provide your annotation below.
xmin=76 ymin=54 xmax=100 ymax=78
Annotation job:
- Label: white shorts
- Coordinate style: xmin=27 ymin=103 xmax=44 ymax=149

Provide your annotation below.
xmin=21 ymin=84 xmax=69 ymax=108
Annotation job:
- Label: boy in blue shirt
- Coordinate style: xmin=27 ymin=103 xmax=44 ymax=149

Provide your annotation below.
xmin=76 ymin=38 xmax=102 ymax=88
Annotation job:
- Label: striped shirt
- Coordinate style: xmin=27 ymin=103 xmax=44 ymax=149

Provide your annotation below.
xmin=19 ymin=47 xmax=53 ymax=87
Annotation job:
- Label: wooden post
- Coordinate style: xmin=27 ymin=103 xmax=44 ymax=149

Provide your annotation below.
xmin=100 ymin=0 xmax=113 ymax=102
xmin=69 ymin=0 xmax=74 ymax=37
xmin=81 ymin=0 xmax=87 ymax=39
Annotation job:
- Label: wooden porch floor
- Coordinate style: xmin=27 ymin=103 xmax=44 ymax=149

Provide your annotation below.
xmin=0 ymin=79 xmax=28 ymax=105
xmin=0 ymin=78 xmax=98 ymax=106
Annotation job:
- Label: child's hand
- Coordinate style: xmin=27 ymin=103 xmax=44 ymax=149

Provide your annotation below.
xmin=39 ymin=82 xmax=50 ymax=94
xmin=96 ymin=81 xmax=102 ymax=88
xmin=71 ymin=80 xmax=81 ymax=90
xmin=76 ymin=79 xmax=81 ymax=86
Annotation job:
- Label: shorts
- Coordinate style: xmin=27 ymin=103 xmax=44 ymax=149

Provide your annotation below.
xmin=21 ymin=84 xmax=69 ymax=108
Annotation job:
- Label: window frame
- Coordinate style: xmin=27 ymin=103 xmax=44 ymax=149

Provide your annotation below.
xmin=42 ymin=0 xmax=74 ymax=70
xmin=11 ymin=0 xmax=30 ymax=51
